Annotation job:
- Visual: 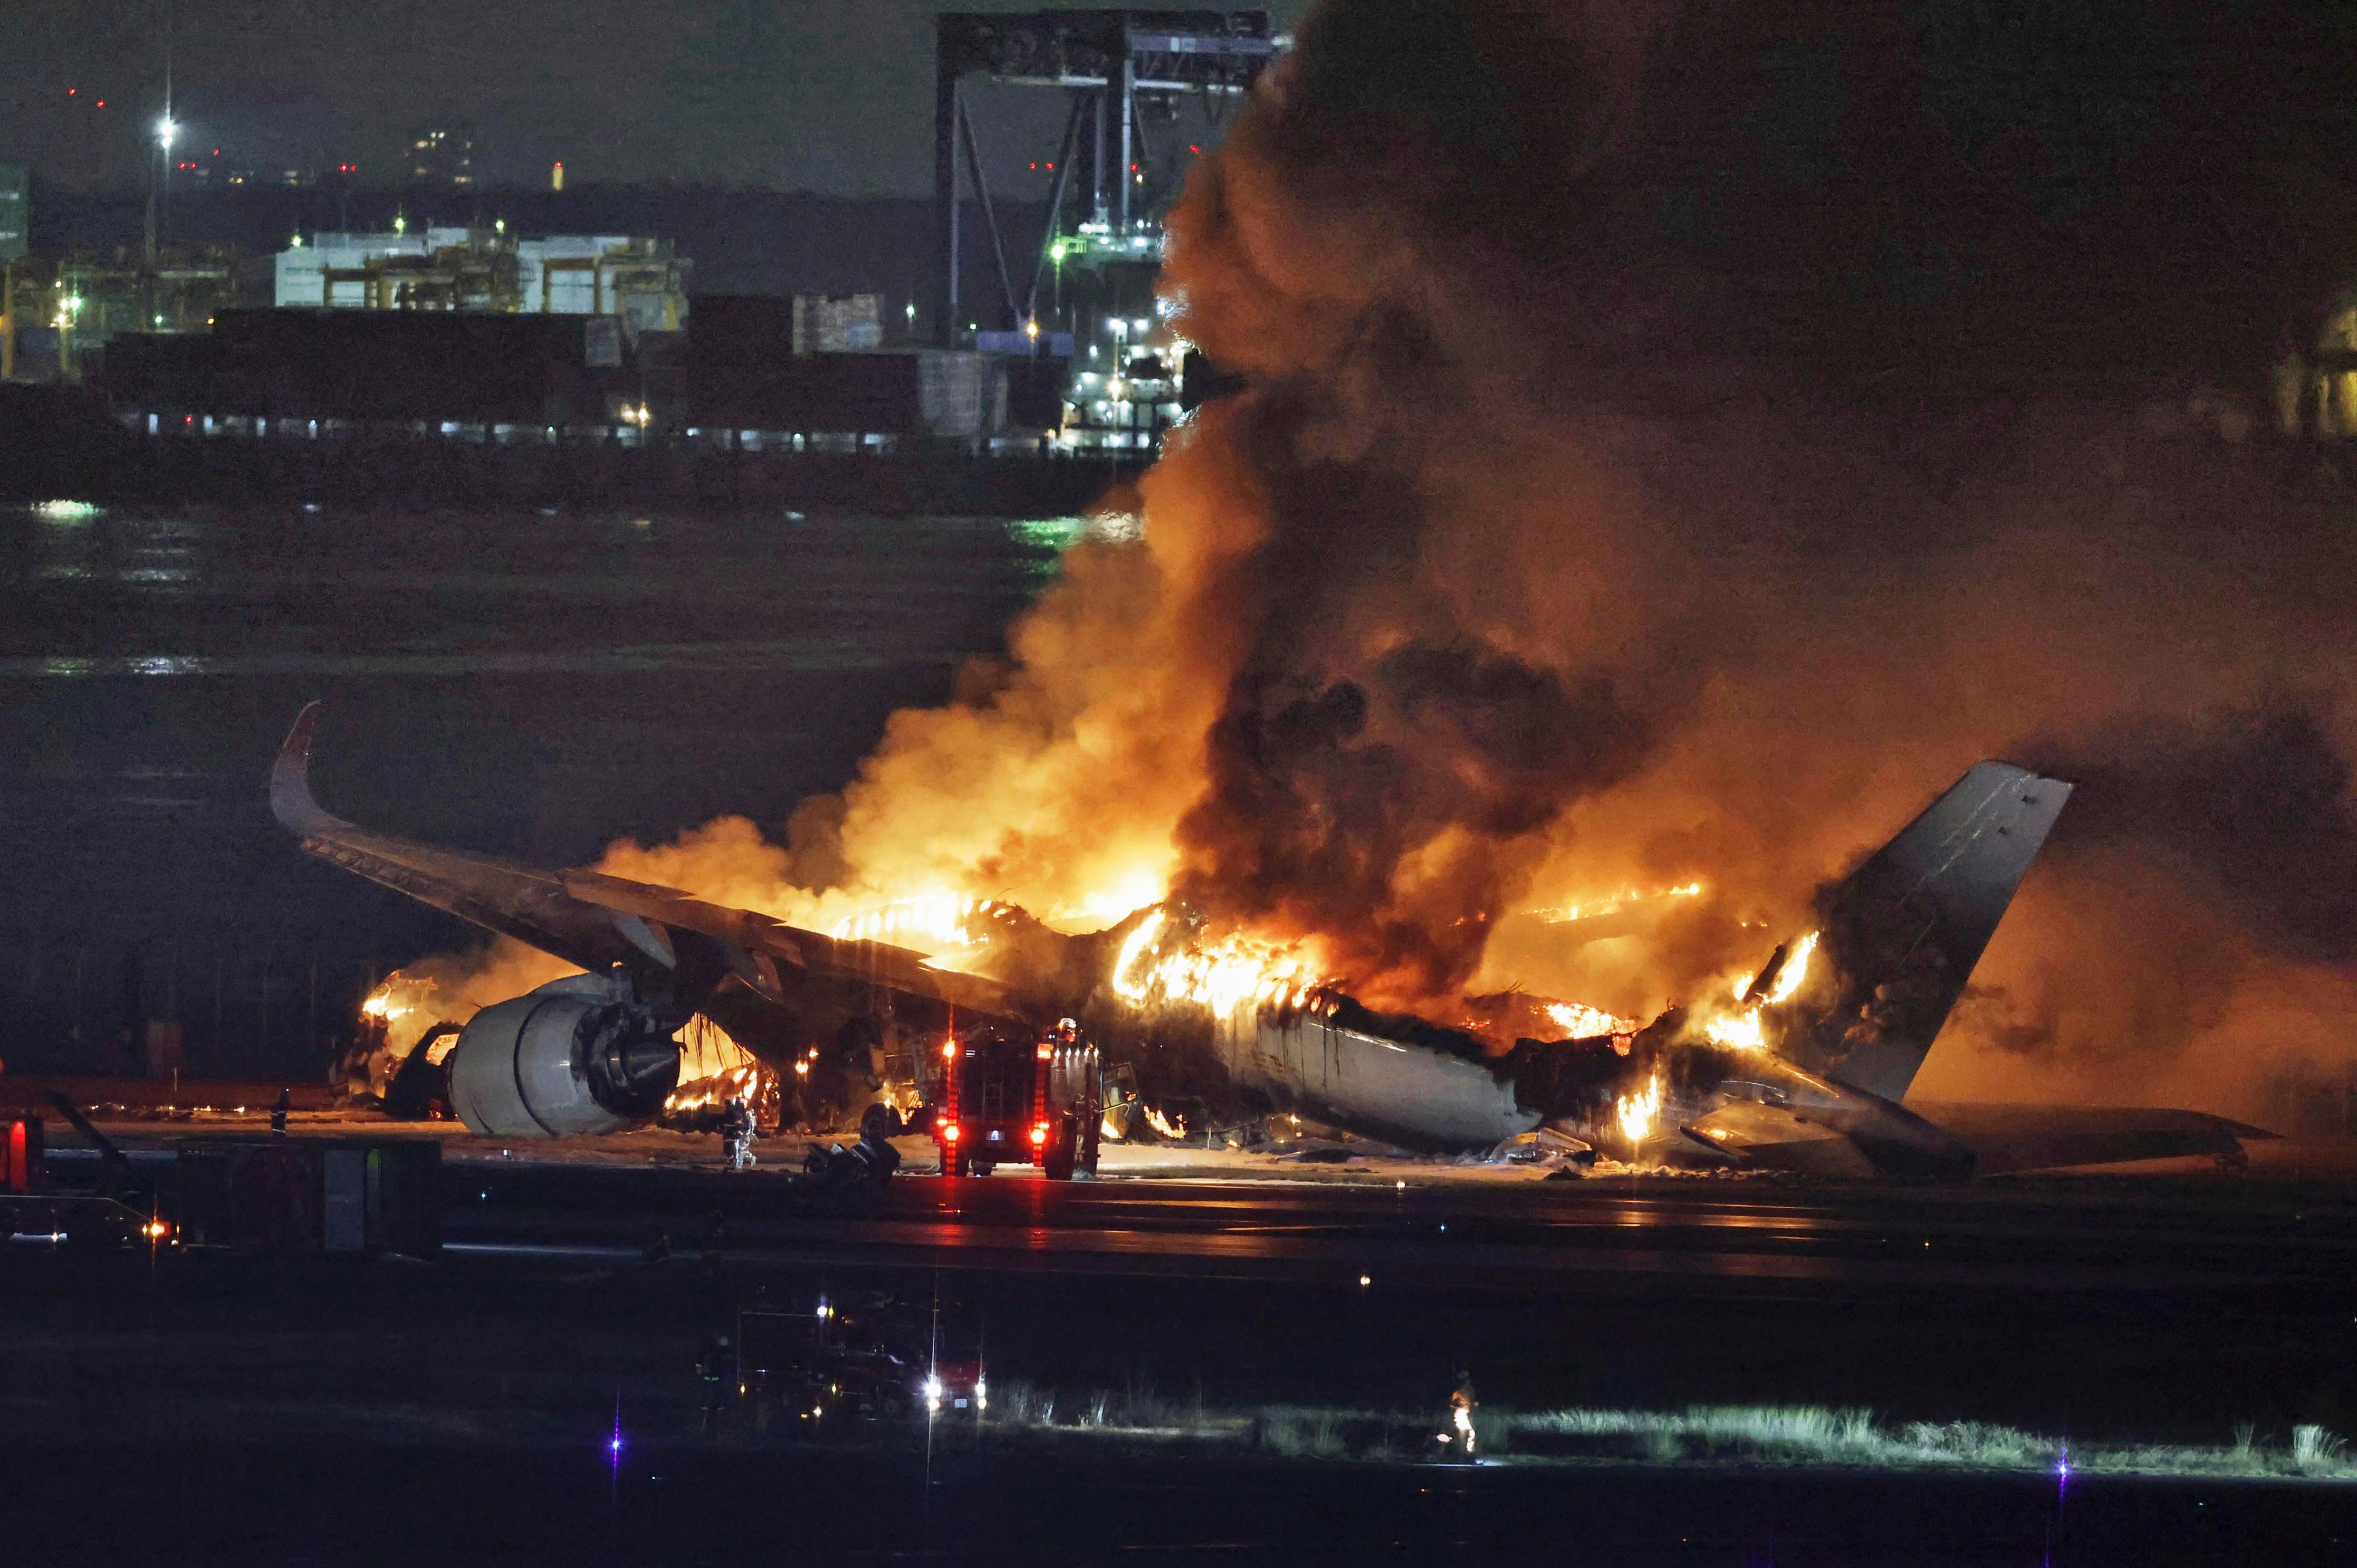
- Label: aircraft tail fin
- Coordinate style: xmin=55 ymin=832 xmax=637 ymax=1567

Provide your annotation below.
xmin=1779 ymin=762 xmax=2071 ymax=1101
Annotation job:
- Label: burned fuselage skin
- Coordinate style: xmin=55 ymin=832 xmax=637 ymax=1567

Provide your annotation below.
xmin=1204 ymin=997 xmax=1975 ymax=1176
xmin=1165 ymin=763 xmax=2094 ymax=1177
xmin=1213 ymin=1002 xmax=1543 ymax=1153
xmin=275 ymin=712 xmax=2259 ymax=1178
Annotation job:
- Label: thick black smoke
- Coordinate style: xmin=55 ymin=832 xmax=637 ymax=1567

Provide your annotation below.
xmin=1152 ymin=0 xmax=2357 ymax=1106
xmin=1177 ymin=639 xmax=1648 ymax=1000
xmin=591 ymin=0 xmax=2357 ymax=1121
xmin=2031 ymin=707 xmax=2357 ymax=968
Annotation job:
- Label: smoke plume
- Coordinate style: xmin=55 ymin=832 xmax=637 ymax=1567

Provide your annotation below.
xmin=555 ymin=0 xmax=2357 ymax=1119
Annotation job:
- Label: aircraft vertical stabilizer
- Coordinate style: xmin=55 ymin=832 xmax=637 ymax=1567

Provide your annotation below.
xmin=1782 ymin=762 xmax=2071 ymax=1101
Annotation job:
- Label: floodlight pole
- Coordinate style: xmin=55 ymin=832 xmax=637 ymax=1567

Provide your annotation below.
xmin=147 ymin=2 xmax=174 ymax=269
xmin=1117 ymin=38 xmax=1134 ymax=231
xmin=933 ymin=60 xmax=961 ymax=346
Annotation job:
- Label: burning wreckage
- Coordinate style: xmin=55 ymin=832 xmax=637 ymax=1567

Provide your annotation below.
xmin=276 ymin=705 xmax=2261 ymax=1179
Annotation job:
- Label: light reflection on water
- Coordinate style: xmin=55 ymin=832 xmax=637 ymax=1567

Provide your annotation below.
xmin=1 ymin=503 xmax=1086 ymax=676
xmin=1 ymin=644 xmax=969 ymax=679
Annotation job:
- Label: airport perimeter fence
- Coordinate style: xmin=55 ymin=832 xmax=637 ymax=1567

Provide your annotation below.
xmin=0 ymin=923 xmax=391 ymax=1087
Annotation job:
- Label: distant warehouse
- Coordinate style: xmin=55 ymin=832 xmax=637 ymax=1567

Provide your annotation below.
xmin=273 ymin=228 xmax=688 ymax=336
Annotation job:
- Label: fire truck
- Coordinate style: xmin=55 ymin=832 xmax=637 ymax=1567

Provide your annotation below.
xmin=932 ymin=1019 xmax=1102 ymax=1179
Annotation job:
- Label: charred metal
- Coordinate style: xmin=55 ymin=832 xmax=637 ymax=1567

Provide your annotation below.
xmin=272 ymin=707 xmax=2264 ymax=1181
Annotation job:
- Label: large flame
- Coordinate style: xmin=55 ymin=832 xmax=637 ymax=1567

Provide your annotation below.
xmin=1532 ymin=882 xmax=1706 ymax=924
xmin=1696 ymin=932 xmax=1819 ymax=1053
xmin=1615 ymin=1069 xmax=1665 ymax=1145
xmin=355 ymin=969 xmax=461 ymax=1060
xmin=1111 ymin=908 xmax=1334 ymax=1014
xmin=402 ymin=0 xmax=2357 ymax=1128
xmin=662 ymin=1061 xmax=774 ymax=1126
xmin=828 ymin=893 xmax=1017 ymax=951
xmin=1545 ymin=1001 xmax=1640 ymax=1038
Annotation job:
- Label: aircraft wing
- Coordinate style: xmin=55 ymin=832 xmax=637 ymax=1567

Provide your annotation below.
xmin=1910 ymin=1101 xmax=2273 ymax=1176
xmin=271 ymin=703 xmax=1013 ymax=1018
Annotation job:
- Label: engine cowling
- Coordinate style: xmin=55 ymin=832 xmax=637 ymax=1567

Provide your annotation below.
xmin=447 ymin=974 xmax=683 ymax=1137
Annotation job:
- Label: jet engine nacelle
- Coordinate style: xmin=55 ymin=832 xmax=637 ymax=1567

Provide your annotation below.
xmin=447 ymin=974 xmax=683 ymax=1137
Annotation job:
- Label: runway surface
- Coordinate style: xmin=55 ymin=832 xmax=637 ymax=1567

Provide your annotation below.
xmin=14 ymin=1117 xmax=2357 ymax=1564
xmin=40 ymin=1107 xmax=2357 ymax=1306
xmin=433 ymin=1156 xmax=2357 ymax=1301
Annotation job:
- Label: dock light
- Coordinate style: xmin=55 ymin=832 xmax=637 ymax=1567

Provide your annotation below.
xmin=792 ymin=1060 xmax=809 ymax=1076
xmin=1024 ymin=318 xmax=1040 ymax=340
xmin=1035 ymin=1042 xmax=1053 ymax=1060
xmin=1358 ymin=1274 xmax=1371 ymax=1288
xmin=143 ymin=1220 xmax=170 ymax=1240
xmin=923 ymin=1375 xmax=943 ymax=1413
xmin=943 ymin=1041 xmax=957 ymax=1060
xmin=155 ymin=115 xmax=179 ymax=151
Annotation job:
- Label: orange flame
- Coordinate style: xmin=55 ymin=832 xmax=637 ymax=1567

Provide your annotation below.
xmin=1615 ymin=1068 xmax=1664 ymax=1144
xmin=1532 ymin=881 xmax=1706 ymax=923
xmin=1696 ymin=931 xmax=1818 ymax=1052
xmin=1544 ymin=1001 xmax=1640 ymax=1038
xmin=1111 ymin=909 xmax=1333 ymax=1013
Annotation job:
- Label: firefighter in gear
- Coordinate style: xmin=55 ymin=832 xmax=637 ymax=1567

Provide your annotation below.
xmin=720 ymin=1097 xmax=757 ymax=1171
xmin=1449 ymin=1371 xmax=1478 ymax=1457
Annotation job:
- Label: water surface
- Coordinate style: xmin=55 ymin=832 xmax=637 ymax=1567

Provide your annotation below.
xmin=0 ymin=500 xmax=1073 ymax=1073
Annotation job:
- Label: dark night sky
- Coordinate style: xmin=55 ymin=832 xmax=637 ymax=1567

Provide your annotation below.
xmin=2 ymin=0 xmax=1311 ymax=194
xmin=8 ymin=0 xmax=2356 ymax=363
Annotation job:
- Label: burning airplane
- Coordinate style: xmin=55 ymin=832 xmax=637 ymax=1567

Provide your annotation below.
xmin=274 ymin=704 xmax=2259 ymax=1176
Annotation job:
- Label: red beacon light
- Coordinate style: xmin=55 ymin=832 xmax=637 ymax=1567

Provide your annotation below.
xmin=1029 ymin=1123 xmax=1049 ymax=1147
xmin=942 ymin=1121 xmax=961 ymax=1143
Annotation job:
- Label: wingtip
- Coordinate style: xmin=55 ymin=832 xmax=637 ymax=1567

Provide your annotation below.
xmin=270 ymin=701 xmax=333 ymax=834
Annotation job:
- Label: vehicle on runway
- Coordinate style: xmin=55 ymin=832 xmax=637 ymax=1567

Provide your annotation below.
xmin=271 ymin=704 xmax=2262 ymax=1179
xmin=737 ymin=1297 xmax=985 ymax=1425
xmin=935 ymin=1021 xmax=1102 ymax=1179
